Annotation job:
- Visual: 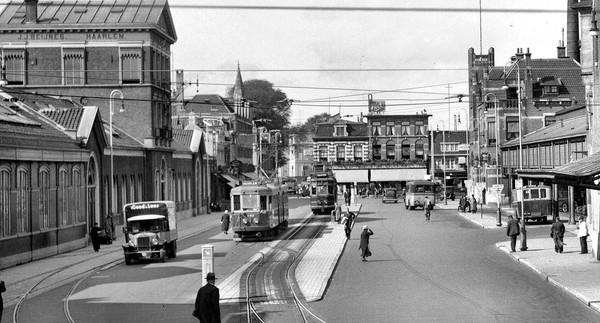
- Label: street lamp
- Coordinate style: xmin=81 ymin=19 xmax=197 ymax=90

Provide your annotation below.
xmin=271 ymin=130 xmax=282 ymax=181
xmin=457 ymin=108 xmax=469 ymax=185
xmin=109 ymin=89 xmax=124 ymax=224
xmin=212 ymin=129 xmax=217 ymax=209
xmin=484 ymin=93 xmax=502 ymax=226
xmin=437 ymin=121 xmax=447 ymax=205
xmin=502 ymin=59 xmax=527 ymax=251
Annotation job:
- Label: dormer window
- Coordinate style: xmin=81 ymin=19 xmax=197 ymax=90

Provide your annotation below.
xmin=543 ymin=85 xmax=558 ymax=94
xmin=334 ymin=124 xmax=347 ymax=136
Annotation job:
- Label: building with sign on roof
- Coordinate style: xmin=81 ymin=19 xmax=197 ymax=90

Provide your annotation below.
xmin=0 ymin=1 xmax=211 ymax=268
xmin=468 ymin=46 xmax=586 ymax=203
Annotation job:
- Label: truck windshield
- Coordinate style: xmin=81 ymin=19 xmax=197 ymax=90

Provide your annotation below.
xmin=130 ymin=219 xmax=163 ymax=233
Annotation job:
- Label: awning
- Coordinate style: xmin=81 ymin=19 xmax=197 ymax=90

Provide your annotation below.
xmin=333 ymin=169 xmax=369 ymax=183
xmin=371 ymin=168 xmax=427 ymax=182
xmin=219 ymin=174 xmax=240 ymax=188
xmin=517 ymin=152 xmax=600 ymax=190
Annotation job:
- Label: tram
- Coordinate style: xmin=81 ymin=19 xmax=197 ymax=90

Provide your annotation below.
xmin=309 ymin=171 xmax=338 ymax=214
xmin=230 ymin=180 xmax=289 ymax=241
xmin=404 ymin=180 xmax=438 ymax=210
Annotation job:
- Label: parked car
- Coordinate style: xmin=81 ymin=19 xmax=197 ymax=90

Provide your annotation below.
xmin=382 ymin=188 xmax=398 ymax=203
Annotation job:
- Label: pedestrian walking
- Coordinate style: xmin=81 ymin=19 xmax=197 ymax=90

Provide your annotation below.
xmin=193 ymin=272 xmax=221 ymax=323
xmin=359 ymin=225 xmax=373 ymax=262
xmin=470 ymin=194 xmax=477 ymax=213
xmin=550 ymin=216 xmax=566 ymax=253
xmin=0 ymin=278 xmax=5 ymax=323
xmin=577 ymin=216 xmax=589 ymax=254
xmin=341 ymin=214 xmax=352 ymax=238
xmin=220 ymin=210 xmax=230 ymax=234
xmin=90 ymin=222 xmax=101 ymax=252
xmin=506 ymin=214 xmax=520 ymax=252
xmin=105 ymin=213 xmax=115 ymax=241
xmin=424 ymin=196 xmax=431 ymax=221
xmin=344 ymin=188 xmax=351 ymax=206
xmin=334 ymin=202 xmax=342 ymax=223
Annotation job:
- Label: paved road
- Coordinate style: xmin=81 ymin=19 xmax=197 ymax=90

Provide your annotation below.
xmin=307 ymin=197 xmax=600 ymax=323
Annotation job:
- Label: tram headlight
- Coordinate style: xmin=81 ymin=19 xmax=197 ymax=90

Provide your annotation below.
xmin=152 ymin=238 xmax=159 ymax=245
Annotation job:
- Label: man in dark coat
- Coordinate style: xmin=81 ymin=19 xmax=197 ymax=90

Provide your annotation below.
xmin=194 ymin=272 xmax=221 ymax=323
xmin=506 ymin=215 xmax=520 ymax=252
xmin=359 ymin=225 xmax=373 ymax=262
xmin=551 ymin=216 xmax=566 ymax=253
xmin=220 ymin=210 xmax=230 ymax=234
xmin=90 ymin=222 xmax=101 ymax=252
xmin=344 ymin=188 xmax=351 ymax=206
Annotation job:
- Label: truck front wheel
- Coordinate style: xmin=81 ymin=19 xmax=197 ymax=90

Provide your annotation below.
xmin=169 ymin=241 xmax=177 ymax=258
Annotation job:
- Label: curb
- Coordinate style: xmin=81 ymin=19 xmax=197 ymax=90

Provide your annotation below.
xmin=495 ymin=242 xmax=599 ymax=314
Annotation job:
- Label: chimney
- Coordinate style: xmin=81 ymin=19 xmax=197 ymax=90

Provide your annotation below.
xmin=25 ymin=0 xmax=38 ymax=23
xmin=567 ymin=0 xmax=580 ymax=62
xmin=557 ymin=28 xmax=566 ymax=58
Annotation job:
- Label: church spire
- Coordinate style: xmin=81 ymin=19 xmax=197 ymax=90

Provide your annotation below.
xmin=233 ymin=61 xmax=243 ymax=101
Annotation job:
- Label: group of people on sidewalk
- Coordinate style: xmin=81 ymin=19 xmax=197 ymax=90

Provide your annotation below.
xmin=458 ymin=194 xmax=478 ymax=213
xmin=506 ymin=214 xmax=590 ymax=254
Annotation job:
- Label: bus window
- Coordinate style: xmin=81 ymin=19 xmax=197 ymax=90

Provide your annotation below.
xmin=233 ymin=195 xmax=241 ymax=211
xmin=540 ymin=189 xmax=547 ymax=199
xmin=424 ymin=185 xmax=433 ymax=193
xmin=260 ymin=195 xmax=267 ymax=210
xmin=416 ymin=186 xmax=424 ymax=193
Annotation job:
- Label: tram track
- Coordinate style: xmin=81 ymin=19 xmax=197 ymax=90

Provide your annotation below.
xmin=244 ymin=214 xmax=328 ymax=323
xmin=10 ymin=224 xmax=211 ymax=323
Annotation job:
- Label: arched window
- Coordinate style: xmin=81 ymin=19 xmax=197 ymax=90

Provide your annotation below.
xmin=58 ymin=166 xmax=69 ymax=226
xmin=73 ymin=166 xmax=81 ymax=223
xmin=415 ymin=140 xmax=425 ymax=160
xmin=401 ymin=140 xmax=411 ymax=159
xmin=372 ymin=140 xmax=382 ymax=160
xmin=0 ymin=165 xmax=11 ymax=236
xmin=386 ymin=140 xmax=395 ymax=160
xmin=17 ymin=165 xmax=30 ymax=233
xmin=39 ymin=165 xmax=50 ymax=229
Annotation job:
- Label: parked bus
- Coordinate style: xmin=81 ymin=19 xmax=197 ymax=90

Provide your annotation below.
xmin=230 ymin=180 xmax=289 ymax=241
xmin=309 ymin=171 xmax=338 ymax=214
xmin=512 ymin=185 xmax=554 ymax=223
xmin=404 ymin=180 xmax=438 ymax=210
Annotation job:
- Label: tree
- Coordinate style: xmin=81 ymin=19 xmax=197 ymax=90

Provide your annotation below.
xmin=228 ymin=79 xmax=292 ymax=170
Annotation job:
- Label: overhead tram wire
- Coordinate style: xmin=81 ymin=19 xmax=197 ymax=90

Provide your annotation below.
xmin=167 ymin=4 xmax=563 ymax=14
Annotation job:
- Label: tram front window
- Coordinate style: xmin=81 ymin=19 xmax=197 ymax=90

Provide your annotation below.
xmin=241 ymin=194 xmax=260 ymax=211
xmin=316 ymin=185 xmax=333 ymax=195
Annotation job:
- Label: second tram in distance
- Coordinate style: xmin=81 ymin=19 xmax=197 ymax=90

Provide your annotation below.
xmin=230 ymin=180 xmax=289 ymax=241
xmin=309 ymin=171 xmax=338 ymax=214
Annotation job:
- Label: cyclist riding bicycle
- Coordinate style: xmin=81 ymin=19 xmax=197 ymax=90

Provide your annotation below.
xmin=424 ymin=196 xmax=432 ymax=222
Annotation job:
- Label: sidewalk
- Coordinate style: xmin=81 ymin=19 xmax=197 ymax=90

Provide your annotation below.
xmin=445 ymin=199 xmax=600 ymax=313
xmin=0 ymin=212 xmax=222 ymax=308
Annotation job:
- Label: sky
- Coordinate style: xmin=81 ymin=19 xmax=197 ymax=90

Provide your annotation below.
xmin=169 ymin=0 xmax=566 ymax=129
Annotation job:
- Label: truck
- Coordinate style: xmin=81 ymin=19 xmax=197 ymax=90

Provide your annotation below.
xmin=122 ymin=201 xmax=178 ymax=265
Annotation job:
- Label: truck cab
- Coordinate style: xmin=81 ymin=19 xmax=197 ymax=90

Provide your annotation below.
xmin=122 ymin=201 xmax=178 ymax=265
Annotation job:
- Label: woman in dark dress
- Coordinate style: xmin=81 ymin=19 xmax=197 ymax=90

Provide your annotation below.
xmin=359 ymin=225 xmax=373 ymax=262
xmin=221 ymin=210 xmax=230 ymax=234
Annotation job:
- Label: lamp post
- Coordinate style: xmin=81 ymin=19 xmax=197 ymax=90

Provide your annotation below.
xmin=109 ymin=89 xmax=124 ymax=224
xmin=457 ymin=108 xmax=469 ymax=187
xmin=271 ymin=130 xmax=282 ymax=180
xmin=484 ymin=93 xmax=502 ymax=226
xmin=212 ymin=129 xmax=217 ymax=208
xmin=437 ymin=121 xmax=447 ymax=205
xmin=503 ymin=59 xmax=527 ymax=251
